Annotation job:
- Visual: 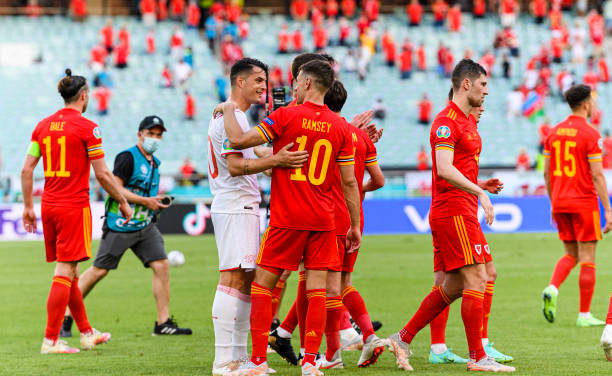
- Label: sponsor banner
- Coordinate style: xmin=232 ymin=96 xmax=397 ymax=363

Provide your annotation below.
xmin=362 ymin=197 xmax=609 ymax=235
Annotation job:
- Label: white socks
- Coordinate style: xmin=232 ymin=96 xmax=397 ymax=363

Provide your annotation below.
xmin=276 ymin=326 xmax=293 ymax=339
xmin=212 ymin=285 xmax=240 ymax=366
xmin=233 ymin=292 xmax=251 ymax=361
xmin=431 ymin=343 xmax=448 ymax=354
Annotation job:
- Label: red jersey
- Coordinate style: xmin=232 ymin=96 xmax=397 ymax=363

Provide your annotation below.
xmin=158 ymin=0 xmax=168 ymax=20
xmin=473 ymin=0 xmax=485 ymax=16
xmin=140 ymin=0 xmax=155 ymax=14
xmin=118 ymin=29 xmax=130 ymax=52
xmin=170 ymin=0 xmax=185 ymax=16
xmin=185 ymin=94 xmax=195 ymax=117
xmin=292 ymin=30 xmax=304 ymax=50
xmin=31 ymin=108 xmax=104 ymax=207
xmin=256 ymin=102 xmax=354 ymax=231
xmin=419 ymin=99 xmax=432 ymax=121
xmin=447 ymin=7 xmax=461 ymax=31
xmin=93 ymin=87 xmax=111 ymax=111
xmin=430 ymin=102 xmax=481 ymax=219
xmin=331 ymin=126 xmax=377 ymax=235
xmin=91 ymin=45 xmax=106 ymax=64
xmin=313 ymin=27 xmax=327 ymax=49
xmin=544 ymin=115 xmax=602 ymax=212
xmin=341 ymin=0 xmax=356 ymax=18
xmin=407 ymin=3 xmax=423 ymax=24
xmin=417 ymin=45 xmax=426 ymax=70
xmin=326 ymin=0 xmax=339 ymax=18
xmin=400 ymin=48 xmax=412 ymax=71
xmin=291 ymin=0 xmax=308 ymax=17
xmin=599 ymin=58 xmax=609 ymax=82
xmin=71 ymin=0 xmax=87 ymax=17
xmin=146 ymin=31 xmax=155 ymax=53
xmin=187 ymin=3 xmax=201 ymax=26
xmin=501 ymin=0 xmax=517 ymax=14
xmin=278 ymin=30 xmax=290 ymax=51
xmin=101 ymin=26 xmax=113 ymax=48
xmin=432 ymin=0 xmax=448 ymax=21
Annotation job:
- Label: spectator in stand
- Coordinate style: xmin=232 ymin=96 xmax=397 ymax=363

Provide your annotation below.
xmin=24 ymin=0 xmax=42 ymax=18
xmin=587 ymin=10 xmax=605 ymax=56
xmin=205 ymin=15 xmax=217 ymax=52
xmin=100 ymin=19 xmax=114 ymax=53
xmin=209 ymin=0 xmax=224 ymax=17
xmin=174 ymin=58 xmax=193 ymax=87
xmin=93 ymin=80 xmax=111 ymax=116
xmin=161 ymin=64 xmax=173 ymax=88
xmin=146 ymin=28 xmax=155 ymax=54
xmin=598 ymin=55 xmax=609 ymax=83
xmin=364 ymin=0 xmax=380 ymax=22
xmin=291 ymin=0 xmax=308 ymax=22
xmin=225 ymin=0 xmax=242 ymax=23
xmin=417 ymin=145 xmax=429 ymax=170
xmin=187 ymin=1 xmax=201 ymax=29
xmin=170 ymin=26 xmax=184 ymax=60
xmin=583 ymin=67 xmax=599 ymax=91
xmin=603 ymin=131 xmax=612 ymax=170
xmin=157 ymin=0 xmax=168 ymax=21
xmin=436 ymin=42 xmax=447 ymax=76
xmin=118 ymin=25 xmax=130 ymax=53
xmin=432 ymin=0 xmax=448 ymax=28
xmin=140 ymin=0 xmax=156 ymax=26
xmin=373 ymin=97 xmax=386 ymax=120
xmin=443 ymin=48 xmax=454 ymax=77
xmin=548 ymin=3 xmax=562 ymax=30
xmin=502 ymin=54 xmax=511 ymax=79
xmin=591 ymin=103 xmax=602 ymax=128
xmin=180 ymin=157 xmax=197 ymax=184
xmin=184 ymin=91 xmax=195 ymax=120
xmin=326 ymin=0 xmax=339 ymax=19
xmin=384 ymin=34 xmax=397 ymax=67
xmin=343 ymin=49 xmax=357 ymax=72
xmin=417 ymin=93 xmax=432 ymax=125
xmin=338 ymin=17 xmax=351 ymax=46
xmin=311 ymin=6 xmax=324 ymax=27
xmin=516 ymin=148 xmax=531 ymax=171
xmin=70 ymin=0 xmax=87 ymax=21
xmin=292 ymin=28 xmax=304 ymax=52
xmin=341 ymin=0 xmax=356 ymax=19
xmin=220 ymin=35 xmax=243 ymax=70
xmin=537 ymin=117 xmax=551 ymax=152
xmin=570 ymin=19 xmax=586 ymax=64
xmin=473 ymin=0 xmax=486 ymax=19
xmin=417 ymin=42 xmax=426 ymax=71
xmin=500 ymin=0 xmax=519 ymax=28
xmin=278 ymin=24 xmax=290 ymax=54
xmin=399 ymin=44 xmax=412 ymax=79
xmin=313 ymin=22 xmax=328 ymax=51
xmin=90 ymin=43 xmax=107 ymax=73
xmin=114 ymin=40 xmax=129 ymax=68
xmin=170 ymin=0 xmax=186 ymax=21
xmin=356 ymin=14 xmax=370 ymax=37
xmin=447 ymin=4 xmax=462 ymax=32
xmin=506 ymin=86 xmax=523 ymax=119
xmin=214 ymin=75 xmax=228 ymax=102
xmin=479 ymin=49 xmax=495 ymax=76
xmin=237 ymin=16 xmax=249 ymax=41
xmin=531 ymin=0 xmax=547 ymax=24
xmin=407 ymin=0 xmax=423 ymax=27
xmin=551 ymin=35 xmax=563 ymax=64
xmin=184 ymin=46 xmax=193 ymax=67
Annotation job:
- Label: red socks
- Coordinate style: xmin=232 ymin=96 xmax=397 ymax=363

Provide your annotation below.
xmin=303 ymin=289 xmax=326 ymax=366
xmin=482 ymin=281 xmax=494 ymax=339
xmin=340 ymin=308 xmax=352 ymax=330
xmin=342 ymin=286 xmax=374 ymax=342
xmin=607 ymin=292 xmax=612 ymax=325
xmin=400 ymin=286 xmax=451 ymax=344
xmin=429 ymin=286 xmax=449 ymax=345
xmin=324 ymin=296 xmax=343 ymax=361
xmin=296 ymin=271 xmax=308 ymax=349
xmin=270 ymin=278 xmax=286 ymax=319
xmin=45 ymin=276 xmax=72 ymax=341
xmin=68 ymin=277 xmax=92 ymax=334
xmin=462 ymin=290 xmax=486 ymax=361
xmin=550 ymin=254 xmax=577 ymax=289
xmin=250 ymin=282 xmax=273 ymax=365
xmin=579 ymin=262 xmax=596 ymax=313
xmin=279 ymin=299 xmax=298 ymax=333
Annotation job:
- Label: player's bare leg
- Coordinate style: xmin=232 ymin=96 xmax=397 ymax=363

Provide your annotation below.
xmin=340 ymin=272 xmax=385 ymax=367
xmin=542 ymin=242 xmax=578 ymax=323
xmin=576 ymin=241 xmax=604 ymax=326
xmin=213 ymin=269 xmax=256 ymax=375
xmin=482 ymin=261 xmax=513 ymax=362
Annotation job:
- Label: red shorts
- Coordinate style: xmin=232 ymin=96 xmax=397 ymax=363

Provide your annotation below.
xmin=256 ymin=227 xmax=338 ymax=271
xmin=553 ymin=210 xmax=602 ymax=242
xmin=431 ymin=215 xmax=487 ymax=272
xmin=42 ymin=204 xmax=92 ymax=263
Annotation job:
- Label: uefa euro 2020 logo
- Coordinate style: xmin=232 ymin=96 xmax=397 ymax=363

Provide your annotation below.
xmin=436 ymin=126 xmax=451 ymax=139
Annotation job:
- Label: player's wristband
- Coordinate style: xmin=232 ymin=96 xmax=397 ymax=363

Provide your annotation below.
xmin=27 ymin=141 xmax=41 ymax=157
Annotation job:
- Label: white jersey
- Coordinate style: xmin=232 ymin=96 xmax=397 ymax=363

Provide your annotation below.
xmin=207 ymin=109 xmax=261 ymax=214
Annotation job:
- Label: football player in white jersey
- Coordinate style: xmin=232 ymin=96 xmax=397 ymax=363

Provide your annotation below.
xmin=208 ymin=57 xmax=308 ymax=375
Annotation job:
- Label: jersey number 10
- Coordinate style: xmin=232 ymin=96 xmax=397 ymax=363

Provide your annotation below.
xmin=551 ymin=140 xmax=576 ymax=178
xmin=42 ymin=136 xmax=71 ymax=178
xmin=289 ymin=135 xmax=332 ymax=185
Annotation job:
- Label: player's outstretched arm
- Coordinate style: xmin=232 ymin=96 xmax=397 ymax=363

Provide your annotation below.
xmin=91 ymin=159 xmax=133 ymax=221
xmin=436 ymin=148 xmax=494 ymax=225
xmin=363 ymin=163 xmax=385 ymax=193
xmin=21 ymin=153 xmax=40 ymax=233
xmin=339 ymin=164 xmax=362 ymax=251
xmin=226 ymin=143 xmax=308 ymax=176
xmin=590 ymin=160 xmax=612 ymax=233
xmin=215 ymin=102 xmax=266 ymax=150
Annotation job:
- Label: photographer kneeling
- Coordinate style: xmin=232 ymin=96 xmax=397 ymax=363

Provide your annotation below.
xmin=62 ymin=116 xmax=191 ymax=337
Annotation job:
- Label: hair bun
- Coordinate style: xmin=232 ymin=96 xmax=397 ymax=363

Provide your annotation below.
xmin=65 ymin=68 xmax=72 ymax=77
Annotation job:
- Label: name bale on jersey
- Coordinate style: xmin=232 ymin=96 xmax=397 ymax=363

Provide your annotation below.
xmin=302 ymin=118 xmax=332 ymax=133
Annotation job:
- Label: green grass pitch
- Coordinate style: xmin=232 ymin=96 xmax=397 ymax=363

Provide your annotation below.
xmin=1 ymin=233 xmax=611 ymax=375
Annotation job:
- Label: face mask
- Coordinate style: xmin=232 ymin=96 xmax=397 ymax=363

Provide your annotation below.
xmin=142 ymin=137 xmax=161 ymax=154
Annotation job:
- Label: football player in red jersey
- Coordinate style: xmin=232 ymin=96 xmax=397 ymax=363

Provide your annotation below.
xmin=541 ymin=84 xmax=612 ymax=328
xmin=216 ymin=60 xmax=362 ymax=376
xmin=317 ymin=81 xmax=386 ymax=370
xmin=386 ymin=59 xmax=515 ymax=372
xmin=21 ymin=69 xmax=132 ymax=354
xmin=428 ymin=92 xmax=513 ymax=365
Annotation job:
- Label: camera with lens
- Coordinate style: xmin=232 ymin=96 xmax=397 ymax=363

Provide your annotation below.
xmin=160 ymin=196 xmax=174 ymax=206
xmin=272 ymin=86 xmax=290 ymax=111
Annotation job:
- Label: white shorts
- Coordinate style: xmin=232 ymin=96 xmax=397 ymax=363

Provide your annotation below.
xmin=212 ymin=212 xmax=260 ymax=272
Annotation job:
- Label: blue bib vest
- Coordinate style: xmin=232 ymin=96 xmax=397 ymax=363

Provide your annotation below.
xmin=106 ymin=145 xmax=160 ymax=232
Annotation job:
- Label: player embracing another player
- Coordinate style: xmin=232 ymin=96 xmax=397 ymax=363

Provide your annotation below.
xmin=386 ymin=59 xmax=515 ymax=372
xmin=540 ymin=84 xmax=612 ymax=328
xmin=215 ymin=59 xmax=363 ymax=376
xmin=21 ymin=69 xmax=133 ymax=354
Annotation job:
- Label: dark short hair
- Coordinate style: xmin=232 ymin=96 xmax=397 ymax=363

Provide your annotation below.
xmin=451 ymin=59 xmax=487 ymax=90
xmin=324 ymin=80 xmax=347 ymax=113
xmin=565 ymin=84 xmax=591 ymax=110
xmin=58 ymin=68 xmax=87 ymax=103
xmin=291 ymin=53 xmax=328 ymax=81
xmin=229 ymin=57 xmax=269 ymax=86
xmin=298 ymin=60 xmax=334 ymax=93
xmin=448 ymin=87 xmax=453 ymax=101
